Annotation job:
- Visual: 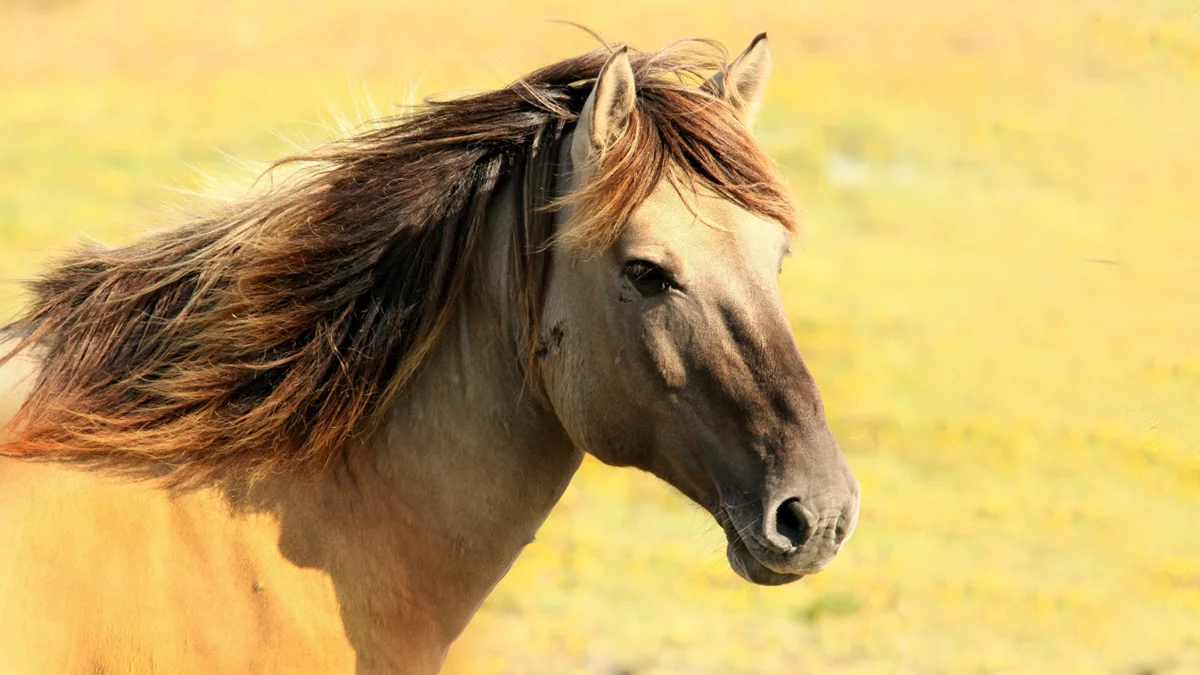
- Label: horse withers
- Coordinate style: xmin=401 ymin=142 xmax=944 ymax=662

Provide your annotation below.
xmin=0 ymin=34 xmax=859 ymax=674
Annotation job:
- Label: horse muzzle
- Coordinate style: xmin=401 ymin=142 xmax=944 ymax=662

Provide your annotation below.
xmin=719 ymin=478 xmax=860 ymax=585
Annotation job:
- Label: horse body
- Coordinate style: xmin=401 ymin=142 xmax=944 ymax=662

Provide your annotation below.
xmin=0 ymin=36 xmax=860 ymax=673
xmin=0 ymin=457 xmax=356 ymax=673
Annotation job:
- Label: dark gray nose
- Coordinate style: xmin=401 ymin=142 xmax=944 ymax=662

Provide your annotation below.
xmin=763 ymin=496 xmax=855 ymax=555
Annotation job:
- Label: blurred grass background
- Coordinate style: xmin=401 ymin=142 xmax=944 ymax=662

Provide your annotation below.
xmin=2 ymin=0 xmax=1198 ymax=673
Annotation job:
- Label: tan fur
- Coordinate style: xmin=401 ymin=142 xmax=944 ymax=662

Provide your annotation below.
xmin=0 ymin=458 xmax=355 ymax=673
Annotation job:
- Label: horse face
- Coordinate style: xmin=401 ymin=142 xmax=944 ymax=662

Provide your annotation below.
xmin=539 ymin=44 xmax=859 ymax=585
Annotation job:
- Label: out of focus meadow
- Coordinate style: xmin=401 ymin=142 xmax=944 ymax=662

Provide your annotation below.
xmin=2 ymin=0 xmax=1198 ymax=672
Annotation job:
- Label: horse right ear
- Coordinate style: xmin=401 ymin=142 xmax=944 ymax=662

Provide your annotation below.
xmin=572 ymin=46 xmax=637 ymax=166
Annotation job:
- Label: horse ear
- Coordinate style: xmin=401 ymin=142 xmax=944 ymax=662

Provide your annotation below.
xmin=573 ymin=46 xmax=636 ymax=162
xmin=706 ymin=32 xmax=772 ymax=128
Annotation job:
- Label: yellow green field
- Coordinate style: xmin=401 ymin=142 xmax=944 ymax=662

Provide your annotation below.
xmin=2 ymin=0 xmax=1198 ymax=672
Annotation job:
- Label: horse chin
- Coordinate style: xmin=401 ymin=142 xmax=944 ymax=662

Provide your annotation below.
xmin=725 ymin=535 xmax=805 ymax=586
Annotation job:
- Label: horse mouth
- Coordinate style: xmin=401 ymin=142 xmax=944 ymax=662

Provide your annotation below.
xmin=722 ymin=522 xmax=806 ymax=586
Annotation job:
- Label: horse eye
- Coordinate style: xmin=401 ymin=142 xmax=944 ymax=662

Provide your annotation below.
xmin=623 ymin=260 xmax=675 ymax=296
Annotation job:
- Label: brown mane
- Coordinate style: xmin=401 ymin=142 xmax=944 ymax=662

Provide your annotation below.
xmin=0 ymin=39 xmax=798 ymax=486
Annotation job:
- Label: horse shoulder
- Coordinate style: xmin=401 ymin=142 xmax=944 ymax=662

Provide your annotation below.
xmin=0 ymin=459 xmax=357 ymax=673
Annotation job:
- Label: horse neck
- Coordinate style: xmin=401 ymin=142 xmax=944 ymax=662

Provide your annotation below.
xmin=248 ymin=176 xmax=583 ymax=670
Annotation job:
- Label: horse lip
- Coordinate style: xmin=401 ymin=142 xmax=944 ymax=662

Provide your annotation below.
xmin=724 ymin=529 xmax=805 ymax=586
xmin=719 ymin=505 xmax=807 ymax=586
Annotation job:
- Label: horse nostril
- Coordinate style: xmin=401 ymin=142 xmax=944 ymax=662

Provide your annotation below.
xmin=775 ymin=498 xmax=814 ymax=549
xmin=834 ymin=501 xmax=857 ymax=545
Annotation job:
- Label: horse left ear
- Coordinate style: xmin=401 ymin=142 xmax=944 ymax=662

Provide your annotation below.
xmin=706 ymin=32 xmax=772 ymax=128
xmin=576 ymin=46 xmax=637 ymax=155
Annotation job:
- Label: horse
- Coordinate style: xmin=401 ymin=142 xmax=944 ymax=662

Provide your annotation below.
xmin=0 ymin=35 xmax=860 ymax=673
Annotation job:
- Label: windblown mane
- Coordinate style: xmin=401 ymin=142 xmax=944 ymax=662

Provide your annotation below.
xmin=0 ymin=39 xmax=798 ymax=486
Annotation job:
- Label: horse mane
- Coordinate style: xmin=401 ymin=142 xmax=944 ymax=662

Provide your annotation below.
xmin=0 ymin=38 xmax=799 ymax=486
